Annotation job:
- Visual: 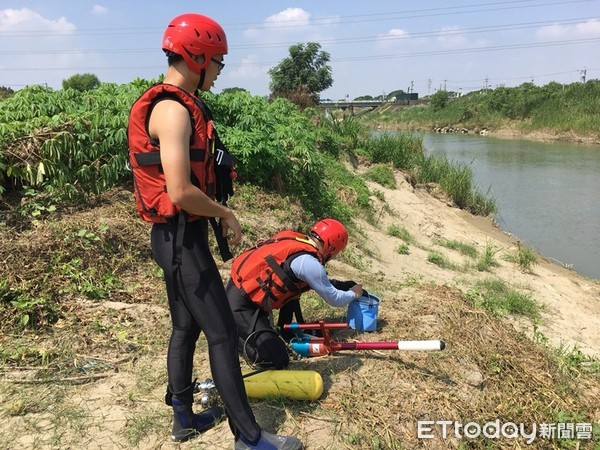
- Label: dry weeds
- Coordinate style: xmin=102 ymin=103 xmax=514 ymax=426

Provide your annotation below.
xmin=0 ymin=186 xmax=598 ymax=450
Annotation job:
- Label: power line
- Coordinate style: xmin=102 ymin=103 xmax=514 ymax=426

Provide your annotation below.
xmin=0 ymin=0 xmax=594 ymax=37
xmin=2 ymin=38 xmax=597 ymax=75
xmin=1 ymin=16 xmax=596 ymax=56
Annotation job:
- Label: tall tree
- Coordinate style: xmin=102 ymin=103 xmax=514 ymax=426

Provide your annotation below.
xmin=268 ymin=42 xmax=333 ymax=107
xmin=0 ymin=86 xmax=15 ymax=99
xmin=62 ymin=73 xmax=101 ymax=91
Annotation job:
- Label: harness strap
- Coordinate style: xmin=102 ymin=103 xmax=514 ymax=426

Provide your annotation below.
xmin=134 ymin=148 xmax=207 ymax=166
xmin=255 ymin=270 xmax=275 ymax=329
xmin=209 ymin=217 xmax=233 ymax=262
xmin=265 ymin=255 xmax=298 ymax=292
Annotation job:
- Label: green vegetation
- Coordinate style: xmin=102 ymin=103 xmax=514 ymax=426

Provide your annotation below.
xmin=268 ymin=42 xmax=333 ymax=107
xmin=364 ymin=164 xmax=396 ymax=189
xmin=467 ymin=277 xmax=541 ymax=320
xmin=504 ymin=242 xmax=539 ymax=273
xmin=434 ymin=237 xmax=478 ymax=258
xmin=62 ymin=73 xmax=101 ymax=92
xmin=0 ymin=86 xmax=15 ymax=99
xmin=475 ymin=240 xmax=501 ymax=272
xmin=2 ymin=78 xmax=598 ymax=449
xmin=362 ymin=80 xmax=600 ymax=139
xmin=359 ymin=132 xmax=496 ymax=216
xmin=396 ymin=243 xmax=410 ymax=255
xmin=387 ymin=224 xmax=413 ymax=243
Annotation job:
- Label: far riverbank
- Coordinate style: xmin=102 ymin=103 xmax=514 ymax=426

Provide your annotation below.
xmin=370 ymin=121 xmax=600 ymax=146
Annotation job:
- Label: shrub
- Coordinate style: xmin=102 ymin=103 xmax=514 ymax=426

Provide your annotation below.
xmin=364 ymin=164 xmax=396 ymax=189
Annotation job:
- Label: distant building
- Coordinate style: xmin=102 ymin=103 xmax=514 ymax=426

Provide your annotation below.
xmin=395 ymin=92 xmax=418 ymax=101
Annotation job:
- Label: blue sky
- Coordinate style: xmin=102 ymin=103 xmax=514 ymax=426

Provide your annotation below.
xmin=1 ymin=0 xmax=599 ymax=99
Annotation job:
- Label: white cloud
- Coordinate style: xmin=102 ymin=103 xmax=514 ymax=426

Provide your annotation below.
xmin=92 ymin=5 xmax=109 ymax=16
xmin=536 ymin=19 xmax=600 ymax=40
xmin=228 ymin=54 xmax=266 ymax=80
xmin=436 ymin=26 xmax=467 ymax=48
xmin=0 ymin=8 xmax=78 ymax=88
xmin=0 ymin=8 xmax=75 ymax=32
xmin=265 ymin=8 xmax=310 ymax=29
xmin=245 ymin=7 xmax=312 ymax=38
xmin=376 ymin=28 xmax=410 ymax=47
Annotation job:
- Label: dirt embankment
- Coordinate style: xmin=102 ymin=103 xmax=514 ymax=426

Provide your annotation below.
xmin=1 ymin=171 xmax=599 ymax=449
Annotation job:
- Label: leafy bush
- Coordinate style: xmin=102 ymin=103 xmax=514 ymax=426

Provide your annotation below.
xmin=364 ymin=164 xmax=396 ymax=189
xmin=0 ymin=82 xmax=146 ymax=198
xmin=1 ymin=81 xmax=373 ymax=224
xmin=360 ymin=132 xmax=423 ymax=170
xmin=206 ymin=90 xmax=355 ymax=220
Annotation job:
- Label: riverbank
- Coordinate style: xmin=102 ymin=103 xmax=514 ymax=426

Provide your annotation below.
xmin=490 ymin=126 xmax=600 ymax=145
xmin=369 ymin=120 xmax=600 ymax=146
xmin=357 ymin=171 xmax=600 ymax=358
xmin=1 ymin=173 xmax=599 ymax=448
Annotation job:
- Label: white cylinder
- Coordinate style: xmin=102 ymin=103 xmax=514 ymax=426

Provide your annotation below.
xmin=396 ymin=340 xmax=445 ymax=351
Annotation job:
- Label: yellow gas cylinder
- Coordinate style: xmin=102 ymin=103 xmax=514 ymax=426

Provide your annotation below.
xmin=243 ymin=370 xmax=323 ymax=401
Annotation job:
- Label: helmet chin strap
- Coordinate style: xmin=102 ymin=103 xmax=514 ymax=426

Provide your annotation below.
xmin=197 ymin=69 xmax=206 ymax=91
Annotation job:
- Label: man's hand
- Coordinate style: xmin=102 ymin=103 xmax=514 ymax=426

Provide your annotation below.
xmin=351 ymin=283 xmax=364 ymax=299
xmin=221 ymin=209 xmax=242 ymax=246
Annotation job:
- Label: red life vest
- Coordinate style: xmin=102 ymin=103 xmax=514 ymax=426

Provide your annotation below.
xmin=231 ymin=231 xmax=323 ymax=310
xmin=127 ymin=83 xmax=216 ymax=223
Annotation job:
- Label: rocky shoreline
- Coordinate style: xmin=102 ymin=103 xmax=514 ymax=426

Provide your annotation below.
xmin=389 ymin=123 xmax=600 ymax=145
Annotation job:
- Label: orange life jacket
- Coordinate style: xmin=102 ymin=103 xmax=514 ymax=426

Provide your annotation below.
xmin=127 ymin=83 xmax=216 ymax=223
xmin=231 ymin=231 xmax=324 ymax=310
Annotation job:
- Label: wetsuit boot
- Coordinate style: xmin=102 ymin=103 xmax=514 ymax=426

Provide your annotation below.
xmin=169 ymin=385 xmax=225 ymax=442
xmin=234 ymin=430 xmax=303 ymax=450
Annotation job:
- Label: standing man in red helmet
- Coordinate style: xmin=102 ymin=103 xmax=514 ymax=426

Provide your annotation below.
xmin=226 ymin=219 xmax=364 ymax=369
xmin=128 ymin=13 xmax=302 ymax=450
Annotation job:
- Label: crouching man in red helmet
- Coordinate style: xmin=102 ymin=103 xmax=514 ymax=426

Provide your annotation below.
xmin=226 ymin=219 xmax=364 ymax=369
xmin=128 ymin=12 xmax=302 ymax=450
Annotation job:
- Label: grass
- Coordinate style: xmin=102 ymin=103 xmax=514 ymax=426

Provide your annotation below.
xmin=396 ymin=243 xmax=410 ymax=255
xmin=359 ymin=133 xmax=497 ymax=217
xmin=504 ymin=242 xmax=539 ymax=274
xmin=475 ymin=240 xmax=501 ymax=272
xmin=363 ymin=164 xmax=397 ymax=189
xmin=427 ymin=251 xmax=463 ymax=271
xmin=466 ymin=277 xmax=542 ymax=320
xmin=1 ymin=185 xmax=599 ymax=449
xmin=387 ymin=224 xmax=414 ymax=243
xmin=434 ymin=237 xmax=478 ymax=258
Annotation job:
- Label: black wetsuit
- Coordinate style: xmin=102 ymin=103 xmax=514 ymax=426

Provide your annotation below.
xmin=151 ymin=218 xmax=260 ymax=441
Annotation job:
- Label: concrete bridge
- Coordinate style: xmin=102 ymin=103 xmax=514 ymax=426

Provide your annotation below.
xmin=319 ymin=100 xmax=389 ymax=115
xmin=318 ymin=99 xmax=420 ymax=115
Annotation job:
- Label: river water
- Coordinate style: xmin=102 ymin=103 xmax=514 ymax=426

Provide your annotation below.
xmin=415 ymin=132 xmax=600 ymax=280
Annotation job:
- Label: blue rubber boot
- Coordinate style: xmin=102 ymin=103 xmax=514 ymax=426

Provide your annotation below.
xmin=171 ymin=394 xmax=225 ymax=442
xmin=234 ymin=430 xmax=303 ymax=450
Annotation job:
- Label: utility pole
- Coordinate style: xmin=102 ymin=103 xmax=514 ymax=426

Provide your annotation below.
xmin=443 ymin=79 xmax=447 ymax=91
xmin=427 ymin=78 xmax=432 ymax=95
xmin=579 ymin=67 xmax=587 ymax=83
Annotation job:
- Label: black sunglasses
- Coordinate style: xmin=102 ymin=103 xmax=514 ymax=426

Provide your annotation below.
xmin=211 ymin=58 xmax=225 ymax=71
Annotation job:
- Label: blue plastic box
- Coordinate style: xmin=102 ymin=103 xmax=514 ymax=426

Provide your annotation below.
xmin=347 ymin=293 xmax=380 ymax=332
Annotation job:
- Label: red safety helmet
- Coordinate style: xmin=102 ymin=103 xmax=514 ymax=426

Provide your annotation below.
xmin=162 ymin=13 xmax=228 ymax=73
xmin=310 ymin=219 xmax=349 ymax=261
